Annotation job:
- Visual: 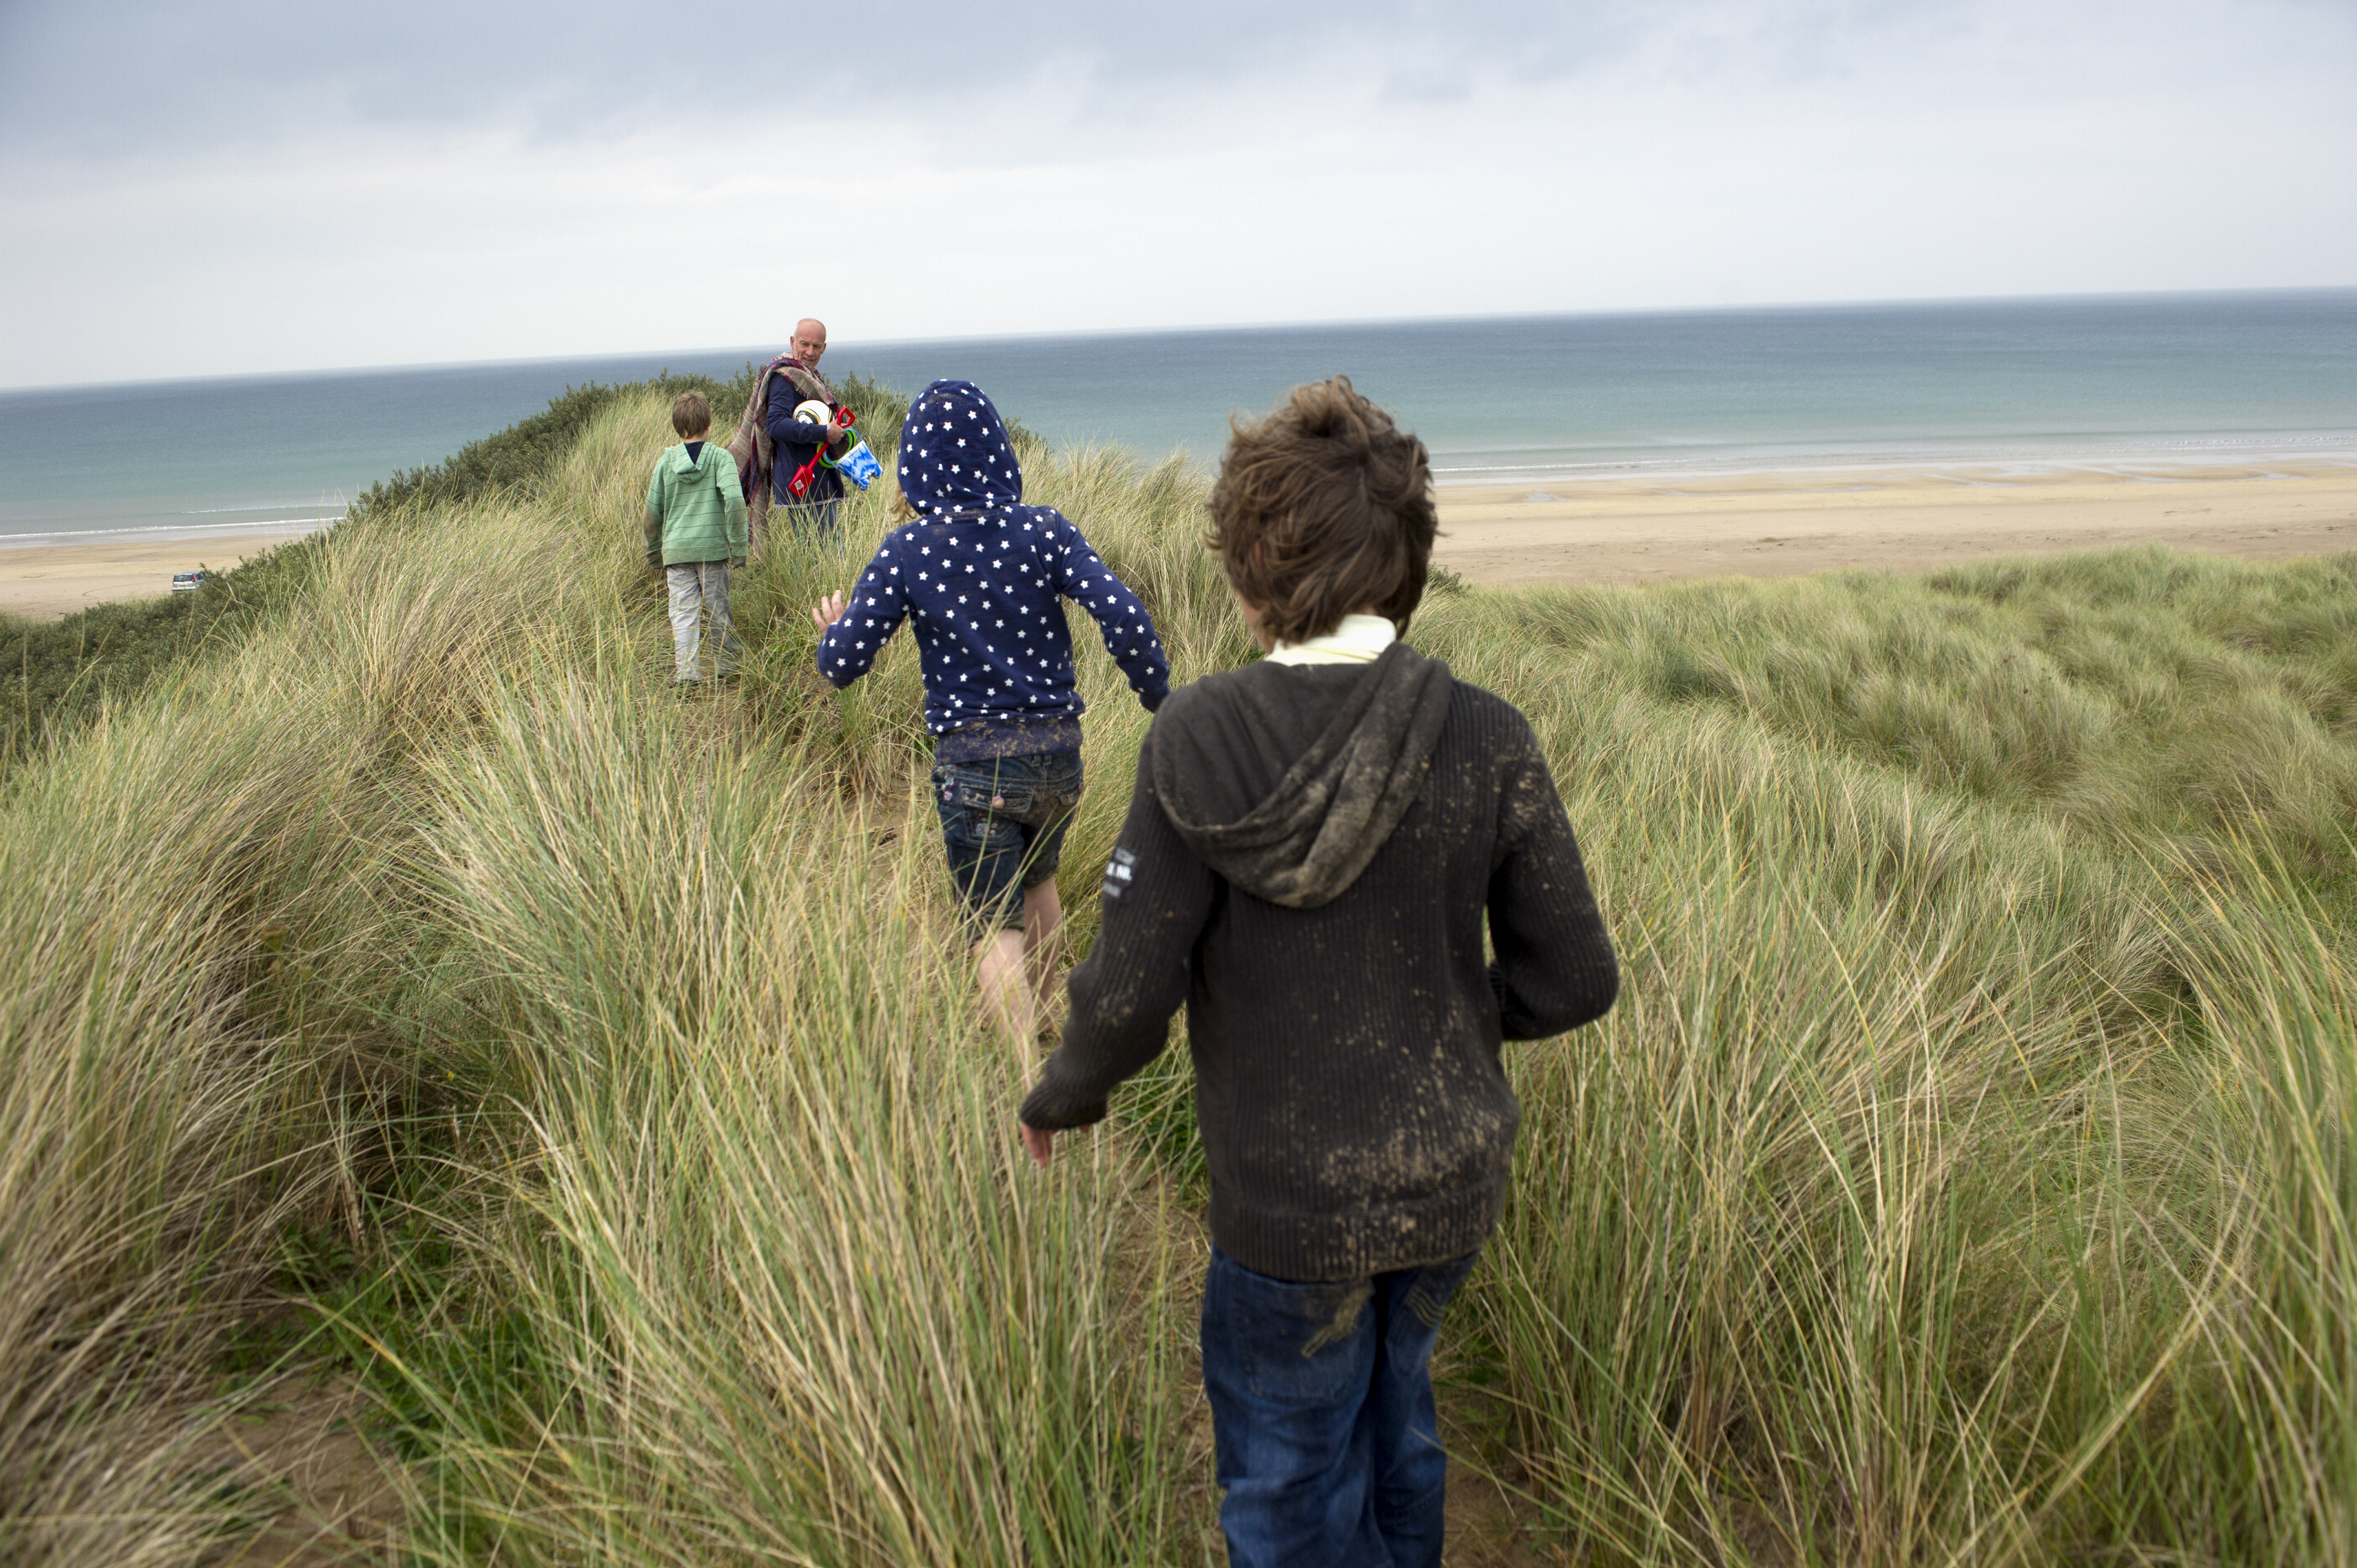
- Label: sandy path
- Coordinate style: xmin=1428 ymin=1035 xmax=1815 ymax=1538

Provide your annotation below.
xmin=1432 ymin=469 xmax=2357 ymax=588
xmin=0 ymin=530 xmax=317 ymax=620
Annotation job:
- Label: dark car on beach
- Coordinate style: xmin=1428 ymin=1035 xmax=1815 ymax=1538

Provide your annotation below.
xmin=171 ymin=570 xmax=211 ymax=594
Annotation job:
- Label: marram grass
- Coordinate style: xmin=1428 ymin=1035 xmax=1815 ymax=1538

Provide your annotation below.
xmin=0 ymin=382 xmax=2352 ymax=1564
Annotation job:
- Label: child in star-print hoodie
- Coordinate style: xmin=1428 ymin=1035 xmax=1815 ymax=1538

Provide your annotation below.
xmin=811 ymin=379 xmax=1170 ymax=1040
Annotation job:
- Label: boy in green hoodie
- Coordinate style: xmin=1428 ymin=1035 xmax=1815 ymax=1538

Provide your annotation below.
xmin=643 ymin=390 xmax=750 ymax=688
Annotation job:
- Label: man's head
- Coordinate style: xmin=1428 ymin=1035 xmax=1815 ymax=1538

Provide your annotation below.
xmin=671 ymin=390 xmax=712 ymax=439
xmin=790 ymin=318 xmax=828 ymax=367
xmin=1207 ymin=376 xmax=1437 ymax=645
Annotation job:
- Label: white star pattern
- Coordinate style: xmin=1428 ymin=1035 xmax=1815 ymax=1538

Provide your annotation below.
xmin=813 ymin=378 xmax=1170 ymax=734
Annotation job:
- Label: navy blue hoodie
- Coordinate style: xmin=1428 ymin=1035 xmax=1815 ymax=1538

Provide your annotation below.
xmin=814 ymin=381 xmax=1170 ymax=760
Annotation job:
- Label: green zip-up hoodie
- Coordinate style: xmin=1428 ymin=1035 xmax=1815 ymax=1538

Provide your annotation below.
xmin=643 ymin=442 xmax=749 ymax=567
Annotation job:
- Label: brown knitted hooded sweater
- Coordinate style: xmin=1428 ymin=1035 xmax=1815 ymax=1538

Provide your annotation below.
xmin=1019 ymin=642 xmax=1618 ymax=1282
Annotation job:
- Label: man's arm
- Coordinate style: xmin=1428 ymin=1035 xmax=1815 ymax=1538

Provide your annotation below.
xmin=813 ymin=539 xmax=911 ymax=687
xmin=1054 ymin=527 xmax=1171 ymax=711
xmin=1020 ymin=734 xmax=1212 ymax=1137
xmin=765 ymin=376 xmax=835 ymax=453
xmin=1488 ymin=728 xmax=1618 ymax=1039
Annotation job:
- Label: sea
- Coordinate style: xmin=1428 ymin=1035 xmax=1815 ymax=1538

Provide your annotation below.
xmin=3 ymin=289 xmax=2353 ymax=546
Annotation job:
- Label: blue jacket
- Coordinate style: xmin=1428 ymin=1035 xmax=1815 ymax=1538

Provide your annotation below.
xmin=815 ymin=380 xmax=1169 ymax=744
xmin=766 ymin=367 xmax=844 ymax=505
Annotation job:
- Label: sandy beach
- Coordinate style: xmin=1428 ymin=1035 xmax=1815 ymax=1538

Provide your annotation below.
xmin=0 ymin=529 xmax=318 ymax=621
xmin=1430 ymin=466 xmax=2357 ymax=588
xmin=3 ymin=471 xmax=2353 ymax=621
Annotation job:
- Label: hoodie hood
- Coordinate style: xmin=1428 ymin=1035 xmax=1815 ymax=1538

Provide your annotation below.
xmin=1151 ymin=641 xmax=1455 ymax=908
xmin=896 ymin=380 xmax=1024 ymax=516
xmin=667 ymin=440 xmax=727 ymax=477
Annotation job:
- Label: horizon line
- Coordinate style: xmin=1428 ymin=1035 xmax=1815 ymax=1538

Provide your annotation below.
xmin=6 ymin=283 xmax=2354 ymax=399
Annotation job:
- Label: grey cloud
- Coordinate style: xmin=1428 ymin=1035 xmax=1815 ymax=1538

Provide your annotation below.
xmin=1380 ymin=69 xmax=1475 ymax=105
xmin=0 ymin=0 xmax=1653 ymax=154
xmin=3 ymin=0 xmax=2347 ymax=159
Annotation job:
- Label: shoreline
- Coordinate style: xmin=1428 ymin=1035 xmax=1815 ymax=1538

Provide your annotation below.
xmin=0 ymin=528 xmax=319 ymax=621
xmin=0 ymin=517 xmax=340 ymax=550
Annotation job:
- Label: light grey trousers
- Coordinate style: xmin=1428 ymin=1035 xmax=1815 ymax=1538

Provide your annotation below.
xmin=665 ymin=560 xmax=744 ymax=681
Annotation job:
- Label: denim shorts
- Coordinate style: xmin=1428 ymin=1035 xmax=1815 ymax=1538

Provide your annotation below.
xmin=930 ymin=750 xmax=1085 ymax=933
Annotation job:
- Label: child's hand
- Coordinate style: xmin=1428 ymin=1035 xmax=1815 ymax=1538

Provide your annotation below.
xmin=1020 ymin=1124 xmax=1055 ymax=1170
xmin=810 ymin=591 xmax=848 ymax=632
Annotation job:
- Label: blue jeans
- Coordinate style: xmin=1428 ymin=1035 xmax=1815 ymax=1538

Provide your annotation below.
xmin=1201 ymin=1246 xmax=1480 ymax=1568
xmin=930 ymin=751 xmax=1084 ymax=933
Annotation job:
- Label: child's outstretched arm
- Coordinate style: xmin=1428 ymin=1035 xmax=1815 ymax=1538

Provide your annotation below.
xmin=1019 ymin=730 xmax=1214 ymax=1165
xmin=1054 ymin=526 xmax=1171 ymax=710
xmin=811 ymin=539 xmax=912 ymax=687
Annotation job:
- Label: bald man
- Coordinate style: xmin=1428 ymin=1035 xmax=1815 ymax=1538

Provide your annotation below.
xmin=761 ymin=317 xmax=849 ymax=538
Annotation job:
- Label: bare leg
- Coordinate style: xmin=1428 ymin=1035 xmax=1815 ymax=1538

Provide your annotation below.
xmin=976 ymin=928 xmax=1034 ymax=1044
xmin=1023 ymin=879 xmax=1064 ymax=1017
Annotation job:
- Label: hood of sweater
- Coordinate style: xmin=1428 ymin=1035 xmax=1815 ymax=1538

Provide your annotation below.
xmin=896 ymin=380 xmax=1025 ymax=517
xmin=1150 ymin=640 xmax=1455 ymax=908
xmin=664 ymin=441 xmax=731 ymax=479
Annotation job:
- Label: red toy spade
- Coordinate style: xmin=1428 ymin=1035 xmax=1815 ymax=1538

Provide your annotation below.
xmin=786 ymin=406 xmax=860 ymax=500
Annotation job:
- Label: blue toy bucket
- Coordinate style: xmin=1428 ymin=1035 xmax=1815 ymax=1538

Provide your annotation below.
xmin=837 ymin=440 xmax=883 ymax=490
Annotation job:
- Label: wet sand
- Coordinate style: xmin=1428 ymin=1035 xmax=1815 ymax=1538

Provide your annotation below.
xmin=0 ymin=530 xmax=317 ymax=620
xmin=1431 ymin=467 xmax=2357 ymax=588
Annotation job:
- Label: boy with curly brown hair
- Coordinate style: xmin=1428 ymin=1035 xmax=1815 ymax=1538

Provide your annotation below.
xmin=1017 ymin=376 xmax=1618 ymax=1568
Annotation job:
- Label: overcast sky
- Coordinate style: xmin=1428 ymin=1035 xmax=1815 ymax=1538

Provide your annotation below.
xmin=2 ymin=0 xmax=2351 ymax=388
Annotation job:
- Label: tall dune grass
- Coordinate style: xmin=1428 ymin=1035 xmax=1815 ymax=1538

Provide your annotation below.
xmin=0 ymin=496 xmax=615 ymax=1559
xmin=376 ymin=675 xmax=1190 ymax=1564
xmin=2 ymin=381 xmax=2353 ymax=1564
